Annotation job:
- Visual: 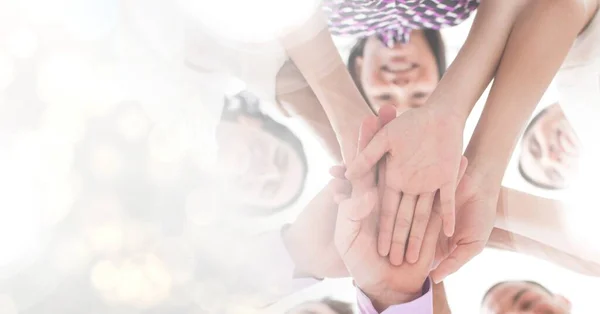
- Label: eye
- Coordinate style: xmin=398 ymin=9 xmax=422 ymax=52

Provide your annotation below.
xmin=529 ymin=137 xmax=542 ymax=159
xmin=519 ymin=300 xmax=533 ymax=310
xmin=412 ymin=92 xmax=428 ymax=100
xmin=261 ymin=180 xmax=280 ymax=197
xmin=377 ymin=94 xmax=392 ymax=101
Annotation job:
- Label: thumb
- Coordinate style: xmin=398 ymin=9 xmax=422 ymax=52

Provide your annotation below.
xmin=430 ymin=242 xmax=483 ymax=284
xmin=457 ymin=156 xmax=468 ymax=183
xmin=345 ymin=128 xmax=389 ymax=181
xmin=352 ymin=116 xmax=380 ymax=193
xmin=335 ymin=190 xmax=378 ymax=254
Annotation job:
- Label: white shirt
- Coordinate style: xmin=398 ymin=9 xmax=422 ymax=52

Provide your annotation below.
xmin=556 ymin=9 xmax=600 ymax=149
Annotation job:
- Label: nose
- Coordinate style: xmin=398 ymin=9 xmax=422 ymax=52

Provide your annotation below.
xmin=548 ymin=145 xmax=563 ymax=162
xmin=392 ymin=76 xmax=410 ymax=87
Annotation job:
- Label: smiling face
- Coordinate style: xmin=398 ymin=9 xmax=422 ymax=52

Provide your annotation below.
xmin=217 ymin=115 xmax=307 ymax=211
xmin=482 ymin=281 xmax=571 ymax=313
xmin=352 ymin=30 xmax=440 ymax=115
xmin=519 ymin=104 xmax=581 ymax=189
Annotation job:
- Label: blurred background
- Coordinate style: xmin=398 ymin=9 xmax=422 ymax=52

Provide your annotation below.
xmin=0 ymin=0 xmax=598 ymax=313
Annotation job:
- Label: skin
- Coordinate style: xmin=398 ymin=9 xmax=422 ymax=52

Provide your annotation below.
xmin=519 ymin=104 xmax=581 ymax=189
xmin=482 ymin=281 xmax=571 ymax=314
xmin=216 ymin=117 xmax=305 ymax=209
xmin=354 ymin=31 xmax=439 ymax=115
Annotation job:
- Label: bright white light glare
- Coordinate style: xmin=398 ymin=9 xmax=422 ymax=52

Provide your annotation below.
xmin=117 ymin=106 xmax=150 ymax=141
xmin=39 ymin=107 xmax=87 ymax=144
xmin=82 ymin=197 xmax=125 ymax=254
xmin=51 ymin=236 xmax=91 ymax=274
xmin=89 ymin=144 xmax=123 ymax=181
xmin=0 ymin=294 xmax=18 ymax=314
xmin=82 ymin=65 xmax=126 ymax=118
xmin=92 ymin=254 xmax=172 ymax=308
xmin=62 ymin=0 xmax=119 ymax=40
xmin=185 ymin=187 xmax=220 ymax=226
xmin=146 ymin=158 xmax=183 ymax=187
xmin=91 ymin=259 xmax=120 ymax=292
xmin=564 ymin=148 xmax=600 ymax=262
xmin=39 ymin=175 xmax=78 ymax=226
xmin=7 ymin=28 xmax=38 ymax=59
xmin=181 ymin=0 xmax=320 ymax=43
xmin=36 ymin=52 xmax=94 ymax=106
xmin=87 ymin=223 xmax=124 ymax=254
xmin=147 ymin=120 xmax=193 ymax=163
xmin=17 ymin=0 xmax=67 ymax=25
xmin=0 ymin=53 xmax=15 ymax=91
xmin=155 ymin=238 xmax=196 ymax=285
xmin=0 ymin=141 xmax=42 ymax=268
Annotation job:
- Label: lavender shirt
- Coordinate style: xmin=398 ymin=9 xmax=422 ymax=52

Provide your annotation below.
xmin=322 ymin=0 xmax=479 ymax=47
xmin=252 ymin=231 xmax=433 ymax=313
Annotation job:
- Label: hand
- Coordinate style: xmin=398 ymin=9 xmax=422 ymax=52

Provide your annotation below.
xmin=283 ymin=172 xmax=352 ymax=278
xmin=431 ymin=169 xmax=498 ymax=283
xmin=346 ymin=105 xmax=464 ymax=265
xmin=335 ymin=115 xmax=440 ymax=312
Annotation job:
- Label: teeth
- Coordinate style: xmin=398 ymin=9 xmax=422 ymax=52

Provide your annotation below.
xmin=390 ymin=63 xmax=413 ymax=71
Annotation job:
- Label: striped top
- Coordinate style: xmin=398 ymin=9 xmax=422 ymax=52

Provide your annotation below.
xmin=322 ymin=0 xmax=479 ymax=47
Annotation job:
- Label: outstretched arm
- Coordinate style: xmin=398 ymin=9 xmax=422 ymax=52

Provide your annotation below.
xmin=464 ymin=0 xmax=589 ymax=186
xmin=276 ymin=59 xmax=343 ymax=162
xmin=279 ymin=10 xmax=373 ymax=161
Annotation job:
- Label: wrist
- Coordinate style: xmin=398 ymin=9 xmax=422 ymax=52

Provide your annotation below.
xmin=426 ymin=94 xmax=471 ymax=126
xmin=362 ymin=284 xmax=424 ymax=312
xmin=281 ymin=224 xmax=314 ymax=277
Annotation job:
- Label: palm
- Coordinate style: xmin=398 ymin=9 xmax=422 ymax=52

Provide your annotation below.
xmin=339 ymin=212 xmax=432 ymax=295
xmin=432 ymin=172 xmax=498 ymax=281
xmin=286 ymin=179 xmax=348 ymax=278
xmin=381 ymin=108 xmax=463 ymax=195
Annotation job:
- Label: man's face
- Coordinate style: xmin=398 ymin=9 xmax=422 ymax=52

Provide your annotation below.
xmin=286 ymin=301 xmax=339 ymax=314
xmin=482 ymin=281 xmax=571 ymax=313
xmin=519 ymin=104 xmax=581 ymax=189
xmin=216 ymin=116 xmax=305 ymax=211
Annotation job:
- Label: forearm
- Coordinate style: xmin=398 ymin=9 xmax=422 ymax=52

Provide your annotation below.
xmin=492 ymin=187 xmax=600 ymax=271
xmin=432 ymin=282 xmax=452 ymax=314
xmin=428 ymin=0 xmax=527 ymax=121
xmin=276 ymin=61 xmax=343 ymax=162
xmin=280 ymin=10 xmax=373 ymax=161
xmin=465 ymin=0 xmax=587 ymax=182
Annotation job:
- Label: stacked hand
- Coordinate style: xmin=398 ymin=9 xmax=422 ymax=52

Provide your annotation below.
xmin=341 ymin=105 xmax=498 ymax=284
xmin=284 ymin=104 xmax=499 ymax=289
xmin=345 ymin=106 xmax=465 ymax=267
xmin=333 ymin=109 xmax=440 ymax=311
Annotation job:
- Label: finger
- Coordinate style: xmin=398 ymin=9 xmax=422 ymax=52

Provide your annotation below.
xmin=329 ymin=178 xmax=352 ymax=195
xmin=352 ymin=116 xmax=380 ymax=193
xmin=335 ymin=190 xmax=378 ymax=254
xmin=389 ymin=194 xmax=418 ymax=266
xmin=430 ymin=242 xmax=484 ymax=284
xmin=416 ymin=208 xmax=443 ymax=268
xmin=329 ymin=165 xmax=347 ymax=179
xmin=377 ymin=187 xmax=400 ymax=257
xmin=358 ymin=116 xmax=380 ymax=152
xmin=457 ymin=156 xmax=468 ymax=183
xmin=378 ymin=104 xmax=397 ymax=125
xmin=439 ymin=182 xmax=456 ymax=237
xmin=405 ymin=192 xmax=435 ymax=264
xmin=345 ymin=128 xmax=389 ymax=180
xmin=334 ymin=193 xmax=350 ymax=204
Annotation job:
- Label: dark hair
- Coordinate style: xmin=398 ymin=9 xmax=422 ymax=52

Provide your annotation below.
xmin=518 ymin=107 xmax=562 ymax=190
xmin=347 ymin=29 xmax=447 ymax=111
xmin=482 ymin=280 xmax=552 ymax=305
xmin=220 ymin=91 xmax=309 ymax=214
xmin=321 ymin=298 xmax=354 ymax=314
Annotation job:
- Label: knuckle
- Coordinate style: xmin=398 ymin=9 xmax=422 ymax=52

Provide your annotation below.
xmin=412 ymin=213 xmax=430 ymax=225
xmin=394 ymin=216 xmax=412 ymax=229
